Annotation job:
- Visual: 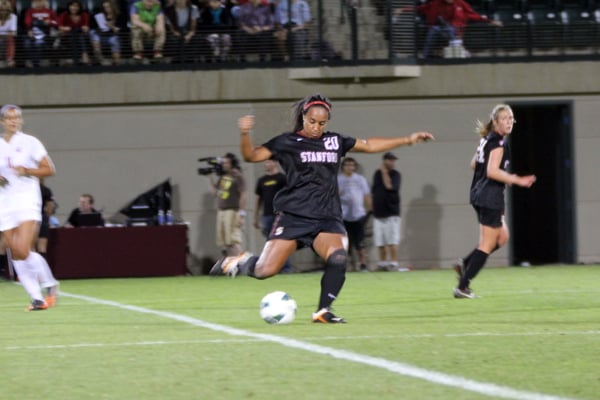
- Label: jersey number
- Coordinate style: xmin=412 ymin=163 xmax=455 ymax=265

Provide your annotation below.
xmin=323 ymin=137 xmax=339 ymax=151
xmin=475 ymin=138 xmax=488 ymax=164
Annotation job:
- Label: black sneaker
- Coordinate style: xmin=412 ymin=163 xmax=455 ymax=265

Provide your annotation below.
xmin=359 ymin=263 xmax=368 ymax=272
xmin=209 ymin=258 xmax=225 ymax=276
xmin=453 ymin=287 xmax=478 ymax=299
xmin=312 ymin=308 xmax=346 ymax=323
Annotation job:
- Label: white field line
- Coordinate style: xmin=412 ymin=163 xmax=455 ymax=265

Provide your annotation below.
xmin=5 ymin=338 xmax=266 ymax=350
xmin=38 ymin=291 xmax=578 ymax=400
xmin=6 ymin=330 xmax=600 ymax=351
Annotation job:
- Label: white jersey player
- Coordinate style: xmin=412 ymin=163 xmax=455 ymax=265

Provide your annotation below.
xmin=0 ymin=104 xmax=59 ymax=311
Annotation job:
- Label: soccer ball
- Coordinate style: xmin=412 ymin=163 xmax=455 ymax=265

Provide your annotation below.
xmin=259 ymin=291 xmax=297 ymax=325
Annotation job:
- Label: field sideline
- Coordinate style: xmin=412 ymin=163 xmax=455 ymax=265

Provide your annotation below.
xmin=1 ymin=265 xmax=599 ymax=400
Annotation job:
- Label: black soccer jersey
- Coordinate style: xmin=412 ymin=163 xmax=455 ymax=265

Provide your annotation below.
xmin=470 ymin=131 xmax=510 ymax=210
xmin=262 ymin=131 xmax=357 ymax=220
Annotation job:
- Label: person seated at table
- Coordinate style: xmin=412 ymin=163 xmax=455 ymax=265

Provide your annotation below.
xmin=64 ymin=193 xmax=105 ymax=227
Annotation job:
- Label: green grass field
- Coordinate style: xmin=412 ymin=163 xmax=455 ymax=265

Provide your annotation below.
xmin=2 ymin=265 xmax=599 ymax=400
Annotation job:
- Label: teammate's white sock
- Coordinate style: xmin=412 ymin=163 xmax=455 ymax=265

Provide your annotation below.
xmin=12 ymin=253 xmax=44 ymax=302
xmin=30 ymin=251 xmax=59 ymax=291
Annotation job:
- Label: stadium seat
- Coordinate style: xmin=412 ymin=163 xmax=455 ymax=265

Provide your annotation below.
xmin=492 ymin=0 xmax=531 ymax=52
xmin=559 ymin=0 xmax=599 ymax=48
xmin=463 ymin=0 xmax=496 ymax=54
xmin=527 ymin=0 xmax=565 ymax=50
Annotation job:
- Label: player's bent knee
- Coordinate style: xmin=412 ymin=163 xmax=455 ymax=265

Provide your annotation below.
xmin=10 ymin=247 xmax=30 ymax=261
xmin=253 ymin=260 xmax=275 ymax=280
xmin=326 ymin=249 xmax=348 ymax=272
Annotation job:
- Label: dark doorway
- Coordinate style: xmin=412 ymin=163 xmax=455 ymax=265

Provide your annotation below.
xmin=508 ymin=102 xmax=576 ymax=265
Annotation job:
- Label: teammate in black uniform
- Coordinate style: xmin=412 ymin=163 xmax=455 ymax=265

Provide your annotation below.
xmin=225 ymin=94 xmax=434 ymax=323
xmin=453 ymin=104 xmax=536 ymax=299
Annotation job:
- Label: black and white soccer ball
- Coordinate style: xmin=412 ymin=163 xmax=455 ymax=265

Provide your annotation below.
xmin=259 ymin=291 xmax=297 ymax=325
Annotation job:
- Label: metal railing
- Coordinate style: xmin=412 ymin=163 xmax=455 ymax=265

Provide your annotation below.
xmin=2 ymin=0 xmax=599 ymax=74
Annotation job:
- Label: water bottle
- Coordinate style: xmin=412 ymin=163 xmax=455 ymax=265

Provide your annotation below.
xmin=165 ymin=210 xmax=173 ymax=225
xmin=157 ymin=209 xmax=165 ymax=225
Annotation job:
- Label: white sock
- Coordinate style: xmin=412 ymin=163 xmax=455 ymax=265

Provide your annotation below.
xmin=30 ymin=252 xmax=59 ymax=290
xmin=12 ymin=254 xmax=44 ymax=302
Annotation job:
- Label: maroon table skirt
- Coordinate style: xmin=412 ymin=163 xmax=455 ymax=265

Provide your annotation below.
xmin=47 ymin=225 xmax=188 ymax=279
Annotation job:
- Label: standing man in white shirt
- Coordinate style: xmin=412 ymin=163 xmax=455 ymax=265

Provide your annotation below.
xmin=338 ymin=157 xmax=371 ymax=271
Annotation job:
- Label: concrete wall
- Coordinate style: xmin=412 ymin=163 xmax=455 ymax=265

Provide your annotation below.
xmin=1 ymin=61 xmax=598 ymax=271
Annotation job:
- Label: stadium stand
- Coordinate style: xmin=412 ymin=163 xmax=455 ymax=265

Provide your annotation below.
xmin=2 ymin=0 xmax=600 ymax=71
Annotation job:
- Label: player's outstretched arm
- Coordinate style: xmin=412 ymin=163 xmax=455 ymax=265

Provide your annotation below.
xmin=239 ymin=115 xmax=272 ymax=163
xmin=351 ymin=132 xmax=434 ymax=153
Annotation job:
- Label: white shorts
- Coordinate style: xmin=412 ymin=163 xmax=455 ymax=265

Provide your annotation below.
xmin=373 ymin=216 xmax=401 ymax=247
xmin=0 ymin=208 xmax=41 ymax=232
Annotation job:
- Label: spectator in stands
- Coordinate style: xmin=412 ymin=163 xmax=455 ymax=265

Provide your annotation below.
xmin=164 ymin=0 xmax=200 ymax=63
xmin=338 ymin=157 xmax=371 ymax=272
xmin=198 ymin=0 xmax=234 ymax=62
xmin=274 ymin=0 xmax=311 ymax=61
xmin=24 ymin=0 xmax=58 ymax=67
xmin=58 ymin=0 xmax=91 ymax=65
xmin=64 ymin=193 xmax=105 ymax=227
xmin=129 ymin=0 xmax=166 ymax=60
xmin=395 ymin=0 xmax=502 ymax=58
xmin=90 ymin=0 xmax=122 ymax=65
xmin=0 ymin=0 xmax=16 ymax=67
xmin=237 ymin=0 xmax=275 ymax=61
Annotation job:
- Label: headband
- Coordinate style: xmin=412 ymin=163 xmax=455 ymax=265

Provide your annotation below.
xmin=303 ymin=100 xmax=331 ymax=112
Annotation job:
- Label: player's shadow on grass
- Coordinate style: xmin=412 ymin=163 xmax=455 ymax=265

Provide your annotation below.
xmin=402 ymin=184 xmax=442 ymax=269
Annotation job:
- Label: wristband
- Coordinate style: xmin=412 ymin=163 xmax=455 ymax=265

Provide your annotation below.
xmin=238 ymin=210 xmax=246 ymax=217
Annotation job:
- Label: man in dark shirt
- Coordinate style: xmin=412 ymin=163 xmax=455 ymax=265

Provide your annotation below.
xmin=254 ymin=159 xmax=286 ymax=238
xmin=65 ymin=193 xmax=105 ymax=227
xmin=371 ymin=152 xmax=402 ymax=271
xmin=254 ymin=159 xmax=292 ymax=272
